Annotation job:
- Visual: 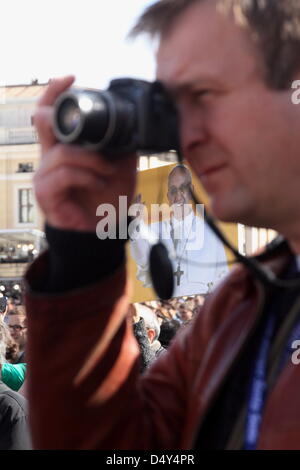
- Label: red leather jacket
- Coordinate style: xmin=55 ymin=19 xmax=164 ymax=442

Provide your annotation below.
xmin=25 ymin=241 xmax=300 ymax=449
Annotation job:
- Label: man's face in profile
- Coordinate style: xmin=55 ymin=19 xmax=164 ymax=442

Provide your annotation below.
xmin=156 ymin=1 xmax=300 ymax=231
xmin=167 ymin=168 xmax=192 ymax=220
xmin=8 ymin=315 xmax=27 ymax=348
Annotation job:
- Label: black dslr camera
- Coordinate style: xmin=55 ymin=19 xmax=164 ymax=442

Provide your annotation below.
xmin=53 ymin=78 xmax=180 ymax=158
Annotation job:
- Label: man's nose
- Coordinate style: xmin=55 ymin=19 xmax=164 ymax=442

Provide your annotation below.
xmin=178 ymin=103 xmax=208 ymax=154
xmin=174 ymin=192 xmax=183 ymax=203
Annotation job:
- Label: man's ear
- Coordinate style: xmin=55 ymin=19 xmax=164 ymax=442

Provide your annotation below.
xmin=147 ymin=328 xmax=156 ymax=343
xmin=188 ymin=183 xmax=194 ymax=202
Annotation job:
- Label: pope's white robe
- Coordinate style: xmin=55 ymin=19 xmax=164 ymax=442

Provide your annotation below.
xmin=130 ymin=211 xmax=229 ymax=297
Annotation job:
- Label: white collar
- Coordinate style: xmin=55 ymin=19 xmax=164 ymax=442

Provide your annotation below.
xmin=172 ymin=210 xmax=194 ymax=230
xmin=296 ymin=256 xmax=300 ymax=272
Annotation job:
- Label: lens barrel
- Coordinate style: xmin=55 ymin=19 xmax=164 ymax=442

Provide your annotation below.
xmin=56 ymin=98 xmax=81 ymax=136
xmin=53 ymin=79 xmax=180 ymax=157
xmin=53 ymin=89 xmax=112 ymax=147
xmin=53 ymin=88 xmax=137 ymax=155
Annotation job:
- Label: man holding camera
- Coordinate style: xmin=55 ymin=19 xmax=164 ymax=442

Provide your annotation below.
xmin=27 ymin=0 xmax=300 ymax=449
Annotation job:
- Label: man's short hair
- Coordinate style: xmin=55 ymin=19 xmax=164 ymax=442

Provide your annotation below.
xmin=0 ymin=320 xmax=19 ymax=363
xmin=130 ymin=0 xmax=300 ymax=89
xmin=0 ymin=296 xmax=7 ymax=314
xmin=0 ymin=320 xmax=12 ymax=363
xmin=134 ymin=304 xmax=161 ymax=340
xmin=168 ymin=164 xmax=192 ymax=185
xmin=158 ymin=319 xmax=181 ymax=348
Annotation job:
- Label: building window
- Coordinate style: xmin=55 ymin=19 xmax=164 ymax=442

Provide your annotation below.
xmin=18 ymin=189 xmax=34 ymax=223
xmin=17 ymin=162 xmax=34 ymax=173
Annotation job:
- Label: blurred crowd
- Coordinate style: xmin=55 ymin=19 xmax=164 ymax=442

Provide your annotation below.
xmin=0 ymin=292 xmax=206 ymax=448
xmin=130 ymin=294 xmax=206 ymax=373
xmin=0 ymin=296 xmax=30 ymax=449
xmin=143 ymin=295 xmax=205 ymax=326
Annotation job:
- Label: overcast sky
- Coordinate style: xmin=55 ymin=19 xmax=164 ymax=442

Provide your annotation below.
xmin=2 ymin=0 xmax=157 ymax=88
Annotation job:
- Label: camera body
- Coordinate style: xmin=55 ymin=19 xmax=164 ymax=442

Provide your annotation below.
xmin=53 ymin=78 xmax=180 ymax=158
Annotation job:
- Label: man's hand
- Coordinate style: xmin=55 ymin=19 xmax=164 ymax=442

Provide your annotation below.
xmin=33 ymin=76 xmax=137 ymax=232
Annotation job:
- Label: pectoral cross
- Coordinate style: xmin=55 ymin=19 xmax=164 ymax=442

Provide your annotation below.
xmin=174 ymin=264 xmax=184 ymax=286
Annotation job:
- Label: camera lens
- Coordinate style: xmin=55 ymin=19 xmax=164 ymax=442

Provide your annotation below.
xmin=56 ymin=98 xmax=81 ymax=136
xmin=54 ymin=90 xmax=112 ymax=147
xmin=53 ymin=80 xmax=180 ymax=156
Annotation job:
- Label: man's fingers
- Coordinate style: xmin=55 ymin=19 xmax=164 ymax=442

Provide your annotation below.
xmin=34 ymin=165 xmax=106 ymax=205
xmin=34 ymin=106 xmax=55 ymax=154
xmin=38 ymin=76 xmax=75 ymax=107
xmin=35 ymin=76 xmax=75 ymax=153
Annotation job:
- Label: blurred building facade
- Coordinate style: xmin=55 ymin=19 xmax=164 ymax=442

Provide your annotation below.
xmin=0 ymin=82 xmax=47 ymax=298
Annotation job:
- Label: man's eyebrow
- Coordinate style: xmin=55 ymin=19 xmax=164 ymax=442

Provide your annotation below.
xmin=167 ymin=82 xmax=192 ymax=99
xmin=166 ymin=76 xmax=222 ymax=98
xmin=169 ymin=181 xmax=189 ymax=189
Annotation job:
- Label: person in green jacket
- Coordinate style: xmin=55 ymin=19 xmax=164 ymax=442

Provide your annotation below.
xmin=0 ymin=319 xmax=26 ymax=391
xmin=0 ymin=363 xmax=26 ymax=391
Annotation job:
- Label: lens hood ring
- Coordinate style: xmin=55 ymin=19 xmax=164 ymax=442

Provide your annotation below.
xmin=93 ymin=90 xmax=117 ymax=149
xmin=53 ymin=92 xmax=85 ymax=143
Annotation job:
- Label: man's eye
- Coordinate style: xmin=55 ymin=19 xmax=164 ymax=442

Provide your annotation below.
xmin=194 ymin=90 xmax=212 ymax=100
